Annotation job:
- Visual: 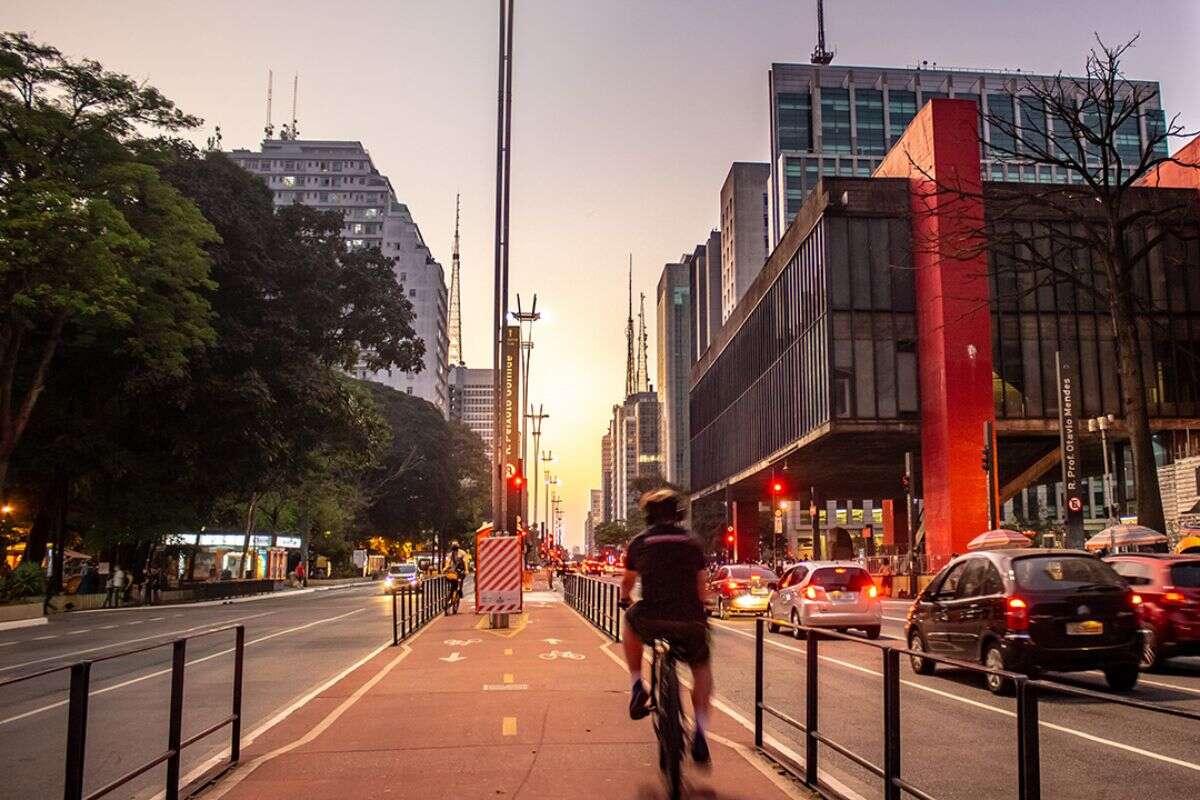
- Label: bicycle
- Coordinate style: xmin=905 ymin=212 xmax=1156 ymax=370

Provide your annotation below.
xmin=649 ymin=637 xmax=686 ymax=800
xmin=444 ymin=572 xmax=462 ymax=614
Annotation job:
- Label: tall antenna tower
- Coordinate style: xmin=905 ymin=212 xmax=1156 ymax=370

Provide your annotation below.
xmin=289 ymin=73 xmax=300 ymax=140
xmin=810 ymin=0 xmax=835 ymax=65
xmin=636 ymin=292 xmax=649 ymax=393
xmin=624 ymin=256 xmax=635 ymax=399
xmin=264 ymin=70 xmax=275 ymax=139
xmin=448 ymin=194 xmax=464 ymax=366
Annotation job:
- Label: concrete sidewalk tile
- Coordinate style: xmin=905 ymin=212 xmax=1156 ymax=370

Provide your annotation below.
xmin=209 ymin=596 xmax=808 ymax=800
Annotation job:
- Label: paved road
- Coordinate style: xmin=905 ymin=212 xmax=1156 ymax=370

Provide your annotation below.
xmin=0 ymin=582 xmax=421 ymax=799
xmin=706 ymin=599 xmax=1200 ymax=800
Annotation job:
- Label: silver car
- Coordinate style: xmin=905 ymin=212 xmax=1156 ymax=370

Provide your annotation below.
xmin=767 ymin=561 xmax=882 ymax=639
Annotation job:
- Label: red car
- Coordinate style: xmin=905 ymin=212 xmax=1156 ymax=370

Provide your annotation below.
xmin=1106 ymin=554 xmax=1200 ymax=669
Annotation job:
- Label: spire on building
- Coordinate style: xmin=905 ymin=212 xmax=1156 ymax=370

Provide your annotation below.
xmin=625 ymin=255 xmax=636 ymax=399
xmin=637 ymin=291 xmax=649 ymax=393
xmin=448 ymin=194 xmax=464 ymax=366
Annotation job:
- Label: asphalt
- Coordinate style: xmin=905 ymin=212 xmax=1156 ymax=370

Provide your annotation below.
xmin=707 ymin=599 xmax=1200 ymax=800
xmin=0 ymin=581 xmax=403 ymax=800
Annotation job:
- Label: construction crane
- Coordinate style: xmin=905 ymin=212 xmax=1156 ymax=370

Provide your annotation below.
xmin=810 ymin=0 xmax=835 ymax=65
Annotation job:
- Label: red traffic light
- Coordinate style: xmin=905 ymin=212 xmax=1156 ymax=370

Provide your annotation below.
xmin=725 ymin=534 xmax=735 ymax=544
xmin=770 ymin=480 xmax=784 ymax=494
xmin=512 ymin=474 xmax=524 ymax=488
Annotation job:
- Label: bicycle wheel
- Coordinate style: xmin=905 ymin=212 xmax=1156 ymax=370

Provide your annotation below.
xmin=654 ymin=651 xmax=684 ymax=800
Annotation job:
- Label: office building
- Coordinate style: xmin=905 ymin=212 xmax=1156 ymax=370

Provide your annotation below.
xmin=600 ymin=430 xmax=615 ymax=524
xmin=448 ymin=365 xmax=494 ymax=459
xmin=768 ymin=63 xmax=1171 ymax=244
xmin=689 ymin=231 xmax=722 ymax=361
xmin=720 ymin=163 xmax=771 ymax=322
xmin=692 ymin=100 xmax=1199 ymax=561
xmin=610 ymin=391 xmax=663 ymax=521
xmin=657 ymin=262 xmax=693 ymax=487
xmin=584 ymin=489 xmax=603 ymax=553
xmin=229 ymin=139 xmax=449 ymax=412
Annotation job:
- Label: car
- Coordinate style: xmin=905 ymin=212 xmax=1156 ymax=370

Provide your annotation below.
xmin=767 ymin=562 xmax=881 ymax=639
xmin=383 ymin=563 xmax=420 ymax=594
xmin=1105 ymin=554 xmax=1200 ymax=669
xmin=706 ymin=565 xmax=778 ymax=618
xmin=905 ymin=550 xmax=1141 ymax=694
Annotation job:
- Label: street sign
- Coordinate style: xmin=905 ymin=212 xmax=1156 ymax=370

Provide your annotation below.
xmin=1055 ymin=351 xmax=1086 ymax=547
xmin=475 ymin=534 xmax=523 ymax=614
xmin=352 ymin=549 xmax=367 ymax=569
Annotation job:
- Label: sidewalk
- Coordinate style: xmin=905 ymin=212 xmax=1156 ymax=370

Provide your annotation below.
xmin=196 ymin=592 xmax=811 ymax=800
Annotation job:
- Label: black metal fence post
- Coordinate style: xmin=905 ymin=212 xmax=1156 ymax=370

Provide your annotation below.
xmin=165 ymin=639 xmax=187 ymax=800
xmin=63 ymin=661 xmax=91 ymax=800
xmin=230 ymin=626 xmax=245 ymax=763
xmin=882 ymin=647 xmax=901 ymax=800
xmin=754 ymin=617 xmax=765 ymax=749
xmin=805 ymin=629 xmax=819 ymax=787
xmin=1017 ymin=680 xmax=1042 ymax=800
xmin=391 ymin=590 xmax=399 ymax=646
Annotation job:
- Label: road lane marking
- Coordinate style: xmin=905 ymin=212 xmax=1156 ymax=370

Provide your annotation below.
xmin=125 ymin=621 xmax=144 ymax=626
xmin=502 ymin=716 xmax=517 ymax=735
xmin=710 ymin=622 xmax=1200 ymax=774
xmin=32 ymin=636 xmax=56 ymax=641
xmin=99 ymin=625 xmax=117 ymax=630
xmin=883 ymin=616 xmax=908 ymax=623
xmin=503 ymin=673 xmax=514 ymax=683
xmin=0 ymin=608 xmax=363 ymax=727
xmin=0 ymin=611 xmax=277 ymax=673
xmin=1080 ymin=671 xmax=1200 ymax=697
xmin=504 ymin=648 xmax=513 ymax=656
xmin=66 ymin=629 xmax=91 ymax=635
xmin=0 ymin=642 xmax=16 ymax=648
xmin=198 ymin=633 xmax=418 ymax=800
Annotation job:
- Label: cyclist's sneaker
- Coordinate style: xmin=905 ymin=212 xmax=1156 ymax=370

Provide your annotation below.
xmin=628 ymin=681 xmax=651 ymax=720
xmin=691 ymin=729 xmax=711 ymax=766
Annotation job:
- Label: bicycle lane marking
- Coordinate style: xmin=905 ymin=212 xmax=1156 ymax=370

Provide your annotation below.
xmin=0 ymin=608 xmax=364 ymax=727
xmin=711 ymin=620 xmax=1200 ymax=774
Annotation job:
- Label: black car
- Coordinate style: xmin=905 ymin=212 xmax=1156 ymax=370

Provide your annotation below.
xmin=905 ymin=549 xmax=1141 ymax=694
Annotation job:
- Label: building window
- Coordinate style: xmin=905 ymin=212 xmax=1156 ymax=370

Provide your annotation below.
xmin=855 ymin=89 xmax=886 ymax=155
xmin=409 ymin=289 xmax=417 ymax=297
xmin=777 ymin=91 xmax=813 ymax=151
xmin=282 ymin=176 xmax=297 ymax=187
xmin=988 ymin=94 xmax=1017 ymax=157
xmin=821 ymin=87 xmax=852 ymax=153
xmin=888 ymin=90 xmax=917 ymax=142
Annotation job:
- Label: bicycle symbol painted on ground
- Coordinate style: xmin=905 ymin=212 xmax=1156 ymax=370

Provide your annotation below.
xmin=539 ymin=650 xmax=586 ymax=661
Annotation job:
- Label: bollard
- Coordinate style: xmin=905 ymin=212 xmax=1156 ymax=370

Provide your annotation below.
xmin=882 ymin=647 xmax=901 ymax=800
xmin=63 ymin=661 xmax=92 ymax=800
xmin=231 ymin=626 xmax=245 ymax=763
xmin=1017 ymin=680 xmax=1042 ymax=800
xmin=391 ymin=589 xmax=399 ymax=646
xmin=805 ymin=629 xmax=819 ymax=786
xmin=754 ymin=617 xmax=765 ymax=749
xmin=165 ymin=639 xmax=187 ymax=800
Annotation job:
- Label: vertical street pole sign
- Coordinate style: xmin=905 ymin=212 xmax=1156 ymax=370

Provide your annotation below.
xmin=903 ymin=452 xmax=917 ymax=598
xmin=491 ymin=0 xmax=515 ymax=538
xmin=502 ymin=324 xmax=522 ymax=536
xmin=810 ymin=486 xmax=822 ymax=561
xmin=983 ymin=420 xmax=999 ymax=530
xmin=1056 ymin=351 xmax=1086 ymax=548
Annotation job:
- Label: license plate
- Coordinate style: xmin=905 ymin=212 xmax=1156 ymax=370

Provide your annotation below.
xmin=1067 ymin=620 xmax=1104 ymax=636
xmin=751 ymin=587 xmax=768 ymax=595
xmin=829 ymin=591 xmax=856 ymax=601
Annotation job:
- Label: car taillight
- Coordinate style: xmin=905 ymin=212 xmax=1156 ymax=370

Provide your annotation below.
xmin=727 ymin=580 xmax=739 ymax=591
xmin=804 ymin=585 xmax=827 ymax=601
xmin=1161 ymin=590 xmax=1187 ymax=606
xmin=1005 ymin=597 xmax=1029 ymax=631
xmin=865 ymin=584 xmax=879 ymax=600
xmin=1128 ymin=592 xmax=1143 ymax=620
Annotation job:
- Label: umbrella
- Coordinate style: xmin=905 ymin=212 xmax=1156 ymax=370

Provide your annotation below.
xmin=1085 ymin=524 xmax=1168 ymax=553
xmin=967 ymin=529 xmax=1032 ymax=551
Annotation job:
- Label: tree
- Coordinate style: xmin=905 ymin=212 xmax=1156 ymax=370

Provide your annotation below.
xmin=594 ymin=520 xmax=634 ymax=549
xmin=909 ymin=35 xmax=1199 ymax=534
xmin=0 ymin=33 xmax=214 ymax=493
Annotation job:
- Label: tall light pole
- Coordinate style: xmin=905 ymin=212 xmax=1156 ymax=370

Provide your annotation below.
xmin=514 ymin=294 xmax=541 ymax=525
xmin=533 ymin=447 xmax=553 ymax=536
xmin=491 ymin=0 xmax=516 ymax=534
xmin=1088 ymin=414 xmax=1118 ymax=522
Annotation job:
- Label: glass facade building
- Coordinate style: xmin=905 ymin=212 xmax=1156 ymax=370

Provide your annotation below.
xmin=768 ymin=64 xmax=1171 ymax=245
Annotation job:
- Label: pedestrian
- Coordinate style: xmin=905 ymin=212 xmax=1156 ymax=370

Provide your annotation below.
xmin=294 ymin=560 xmax=306 ymax=587
xmin=112 ymin=564 xmax=127 ymax=607
xmin=101 ymin=567 xmax=119 ymax=609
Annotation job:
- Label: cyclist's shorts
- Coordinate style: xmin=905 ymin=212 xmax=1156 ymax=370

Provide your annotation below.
xmin=625 ymin=602 xmax=710 ymax=666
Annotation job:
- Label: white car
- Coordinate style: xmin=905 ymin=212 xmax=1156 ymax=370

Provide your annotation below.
xmin=383 ymin=563 xmax=419 ymax=594
xmin=767 ymin=561 xmax=882 ymax=639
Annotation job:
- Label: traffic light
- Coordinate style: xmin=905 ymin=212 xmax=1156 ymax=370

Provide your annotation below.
xmin=770 ymin=479 xmax=784 ymax=495
xmin=725 ymin=525 xmax=735 ymax=545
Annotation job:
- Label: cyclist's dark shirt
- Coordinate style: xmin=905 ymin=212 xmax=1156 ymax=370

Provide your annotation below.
xmin=625 ymin=524 xmax=705 ymax=622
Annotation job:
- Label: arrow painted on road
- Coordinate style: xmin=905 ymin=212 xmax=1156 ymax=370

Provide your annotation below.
xmin=542 ymin=638 xmax=562 ymax=645
xmin=440 ymin=652 xmax=466 ymax=663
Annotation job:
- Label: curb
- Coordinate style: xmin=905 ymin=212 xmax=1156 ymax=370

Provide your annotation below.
xmin=0 ymin=615 xmax=48 ymax=631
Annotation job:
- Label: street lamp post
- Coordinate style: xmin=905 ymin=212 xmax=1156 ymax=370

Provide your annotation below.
xmin=1088 ymin=414 xmax=1117 ymax=522
xmin=514 ymin=294 xmax=541 ymax=529
xmin=525 ymin=407 xmax=548 ymax=529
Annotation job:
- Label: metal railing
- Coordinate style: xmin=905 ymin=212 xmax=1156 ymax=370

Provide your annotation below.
xmin=390 ymin=575 xmax=450 ymax=646
xmin=0 ymin=625 xmax=245 ymax=800
xmin=752 ymin=617 xmax=1200 ymax=800
xmin=562 ymin=573 xmax=621 ymax=641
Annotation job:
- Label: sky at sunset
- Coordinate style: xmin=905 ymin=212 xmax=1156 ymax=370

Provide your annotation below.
xmin=8 ymin=1 xmax=1199 ymax=550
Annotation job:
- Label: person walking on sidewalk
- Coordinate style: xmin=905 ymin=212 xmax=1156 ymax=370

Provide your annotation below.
xmin=619 ymin=488 xmax=714 ymax=766
xmin=101 ymin=564 xmax=125 ymax=608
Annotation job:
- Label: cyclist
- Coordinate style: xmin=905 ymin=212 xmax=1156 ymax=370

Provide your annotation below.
xmin=444 ymin=541 xmax=467 ymax=612
xmin=620 ymin=488 xmax=713 ymax=766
